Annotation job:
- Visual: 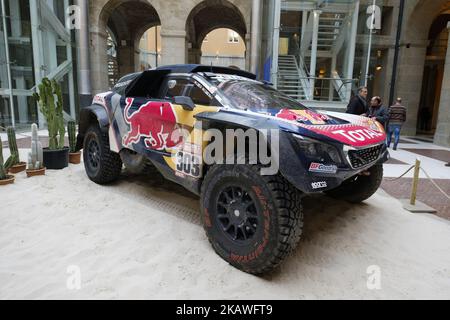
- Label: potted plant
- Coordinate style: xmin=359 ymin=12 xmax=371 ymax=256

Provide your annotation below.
xmin=33 ymin=78 xmax=68 ymax=169
xmin=68 ymin=120 xmax=81 ymax=164
xmin=0 ymin=136 xmax=15 ymax=186
xmin=26 ymin=123 xmax=46 ymax=177
xmin=6 ymin=126 xmax=26 ymax=174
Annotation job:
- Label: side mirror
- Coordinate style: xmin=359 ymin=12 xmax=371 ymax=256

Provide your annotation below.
xmin=174 ymin=96 xmax=195 ymax=111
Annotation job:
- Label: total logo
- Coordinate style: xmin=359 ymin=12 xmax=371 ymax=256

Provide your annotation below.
xmin=309 ymin=162 xmax=338 ymax=174
xmin=332 ymin=128 xmax=384 ymax=143
xmin=311 ymin=181 xmax=328 ymax=190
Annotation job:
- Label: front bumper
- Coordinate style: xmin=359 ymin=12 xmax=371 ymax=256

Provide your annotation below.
xmin=278 ymin=131 xmax=389 ymax=193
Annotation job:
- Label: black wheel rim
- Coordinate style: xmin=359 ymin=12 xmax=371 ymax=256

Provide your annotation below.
xmin=215 ymin=186 xmax=259 ymax=242
xmin=87 ymin=137 xmax=100 ymax=171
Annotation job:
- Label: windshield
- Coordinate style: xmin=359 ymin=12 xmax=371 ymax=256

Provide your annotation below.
xmin=211 ymin=79 xmax=308 ymax=112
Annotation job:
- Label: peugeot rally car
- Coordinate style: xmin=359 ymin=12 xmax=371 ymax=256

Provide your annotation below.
xmin=77 ymin=65 xmax=389 ymax=274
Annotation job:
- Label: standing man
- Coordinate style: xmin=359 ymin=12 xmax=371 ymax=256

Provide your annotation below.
xmin=367 ymin=96 xmax=389 ymax=128
xmin=346 ymin=87 xmax=368 ymax=115
xmin=387 ymin=98 xmax=407 ymax=150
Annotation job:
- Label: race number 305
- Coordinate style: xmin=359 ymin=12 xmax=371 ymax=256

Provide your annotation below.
xmin=175 ymin=151 xmax=202 ymax=178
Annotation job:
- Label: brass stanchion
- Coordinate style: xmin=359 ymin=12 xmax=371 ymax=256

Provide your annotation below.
xmin=401 ymin=157 xmax=436 ymax=213
xmin=410 ymin=159 xmax=421 ymax=206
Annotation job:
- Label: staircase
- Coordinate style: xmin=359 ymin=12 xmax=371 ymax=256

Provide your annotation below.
xmin=277 ymin=10 xmax=352 ymax=102
xmin=315 ymin=12 xmax=347 ymax=52
xmin=277 ymin=55 xmax=310 ymax=101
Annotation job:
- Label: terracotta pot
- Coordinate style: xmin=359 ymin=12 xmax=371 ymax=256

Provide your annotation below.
xmin=8 ymin=162 xmax=27 ymax=174
xmin=26 ymin=167 xmax=46 ymax=178
xmin=69 ymin=151 xmax=82 ymax=164
xmin=0 ymin=175 xmax=15 ymax=186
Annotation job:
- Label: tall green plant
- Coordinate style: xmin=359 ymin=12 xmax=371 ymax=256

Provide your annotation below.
xmin=68 ymin=120 xmax=77 ymax=153
xmin=6 ymin=126 xmax=20 ymax=166
xmin=32 ymin=78 xmax=65 ymax=150
xmin=0 ymin=137 xmax=6 ymax=180
xmin=0 ymin=136 xmax=16 ymax=180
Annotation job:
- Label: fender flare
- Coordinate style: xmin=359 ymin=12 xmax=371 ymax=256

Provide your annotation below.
xmin=76 ymin=105 xmax=110 ymax=151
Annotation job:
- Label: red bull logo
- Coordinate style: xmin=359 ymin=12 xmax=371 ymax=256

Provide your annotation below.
xmin=276 ymin=109 xmax=329 ymax=125
xmin=122 ymin=98 xmax=179 ymax=150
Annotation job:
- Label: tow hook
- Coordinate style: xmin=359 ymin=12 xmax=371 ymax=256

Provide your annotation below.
xmin=359 ymin=170 xmax=371 ymax=176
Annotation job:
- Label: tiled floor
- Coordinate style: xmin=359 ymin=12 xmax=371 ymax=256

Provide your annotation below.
xmin=382 ymin=136 xmax=450 ymax=219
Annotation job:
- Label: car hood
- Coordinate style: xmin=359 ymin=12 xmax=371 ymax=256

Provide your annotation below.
xmin=252 ymin=108 xmax=386 ymax=147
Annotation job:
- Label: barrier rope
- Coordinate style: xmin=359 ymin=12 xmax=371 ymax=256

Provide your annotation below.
xmin=420 ymin=167 xmax=450 ymax=201
xmin=384 ymin=163 xmax=450 ymax=201
xmin=384 ymin=165 xmax=415 ymax=181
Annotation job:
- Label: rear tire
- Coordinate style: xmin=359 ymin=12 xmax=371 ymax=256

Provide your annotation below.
xmin=83 ymin=125 xmax=122 ymax=184
xmin=201 ymin=165 xmax=303 ymax=275
xmin=325 ymin=164 xmax=383 ymax=203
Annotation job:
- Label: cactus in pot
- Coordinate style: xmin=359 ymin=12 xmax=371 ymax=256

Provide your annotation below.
xmin=0 ymin=137 xmax=7 ymax=180
xmin=5 ymin=126 xmax=26 ymax=173
xmin=6 ymin=127 xmax=19 ymax=165
xmin=67 ymin=120 xmax=81 ymax=164
xmin=27 ymin=123 xmax=44 ymax=171
xmin=32 ymin=78 xmax=69 ymax=170
xmin=0 ymin=136 xmax=15 ymax=185
xmin=68 ymin=120 xmax=77 ymax=153
xmin=33 ymin=78 xmax=65 ymax=150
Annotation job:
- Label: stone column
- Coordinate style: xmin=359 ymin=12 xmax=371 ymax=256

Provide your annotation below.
xmin=250 ymin=0 xmax=262 ymax=74
xmin=117 ymin=41 xmax=136 ymax=76
xmin=245 ymin=33 xmax=251 ymax=72
xmin=89 ymin=30 xmax=109 ymax=94
xmin=75 ymin=0 xmax=92 ymax=107
xmin=434 ymin=22 xmax=450 ymax=147
xmin=394 ymin=41 xmax=428 ymax=136
xmin=160 ymin=29 xmax=187 ymax=65
xmin=187 ymin=48 xmax=202 ymax=65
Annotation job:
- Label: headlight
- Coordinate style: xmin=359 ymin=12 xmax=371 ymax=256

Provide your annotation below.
xmin=294 ymin=135 xmax=343 ymax=164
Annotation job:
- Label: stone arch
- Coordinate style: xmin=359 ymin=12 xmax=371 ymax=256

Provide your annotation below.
xmin=90 ymin=0 xmax=162 ymax=92
xmin=394 ymin=0 xmax=450 ymax=136
xmin=185 ymin=0 xmax=248 ymax=68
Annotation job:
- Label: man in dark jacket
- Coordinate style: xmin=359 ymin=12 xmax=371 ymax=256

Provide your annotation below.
xmin=367 ymin=96 xmax=389 ymax=128
xmin=346 ymin=87 xmax=368 ymax=115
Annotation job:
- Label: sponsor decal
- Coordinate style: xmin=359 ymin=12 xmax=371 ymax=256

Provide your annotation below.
xmin=175 ymin=150 xmax=202 ymax=178
xmin=311 ymin=181 xmax=328 ymax=190
xmin=276 ymin=109 xmax=329 ymax=125
xmin=292 ymin=124 xmax=385 ymax=147
xmin=331 ymin=128 xmax=384 ymax=143
xmin=92 ymin=92 xmax=111 ymax=108
xmin=273 ymin=109 xmax=386 ymax=147
xmin=114 ymin=79 xmax=132 ymax=89
xmin=309 ymin=163 xmax=338 ymax=174
xmin=122 ymin=98 xmax=179 ymax=151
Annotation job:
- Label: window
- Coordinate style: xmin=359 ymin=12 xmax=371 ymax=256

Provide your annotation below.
xmin=228 ymin=30 xmax=240 ymax=43
xmin=188 ymin=85 xmax=214 ymax=106
xmin=165 ymin=79 xmax=190 ymax=98
xmin=212 ymin=79 xmax=308 ymax=111
xmin=164 ymin=78 xmax=217 ymax=106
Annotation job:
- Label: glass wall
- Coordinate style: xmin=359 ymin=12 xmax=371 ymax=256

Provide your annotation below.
xmin=0 ymin=0 xmax=77 ymax=129
xmin=265 ymin=0 xmax=389 ymax=108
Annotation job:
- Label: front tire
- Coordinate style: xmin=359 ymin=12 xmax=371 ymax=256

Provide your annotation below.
xmin=200 ymin=165 xmax=303 ymax=275
xmin=83 ymin=125 xmax=122 ymax=184
xmin=325 ymin=164 xmax=383 ymax=203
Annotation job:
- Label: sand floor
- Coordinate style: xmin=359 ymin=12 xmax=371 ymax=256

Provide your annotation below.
xmin=1 ymin=149 xmax=450 ymax=299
